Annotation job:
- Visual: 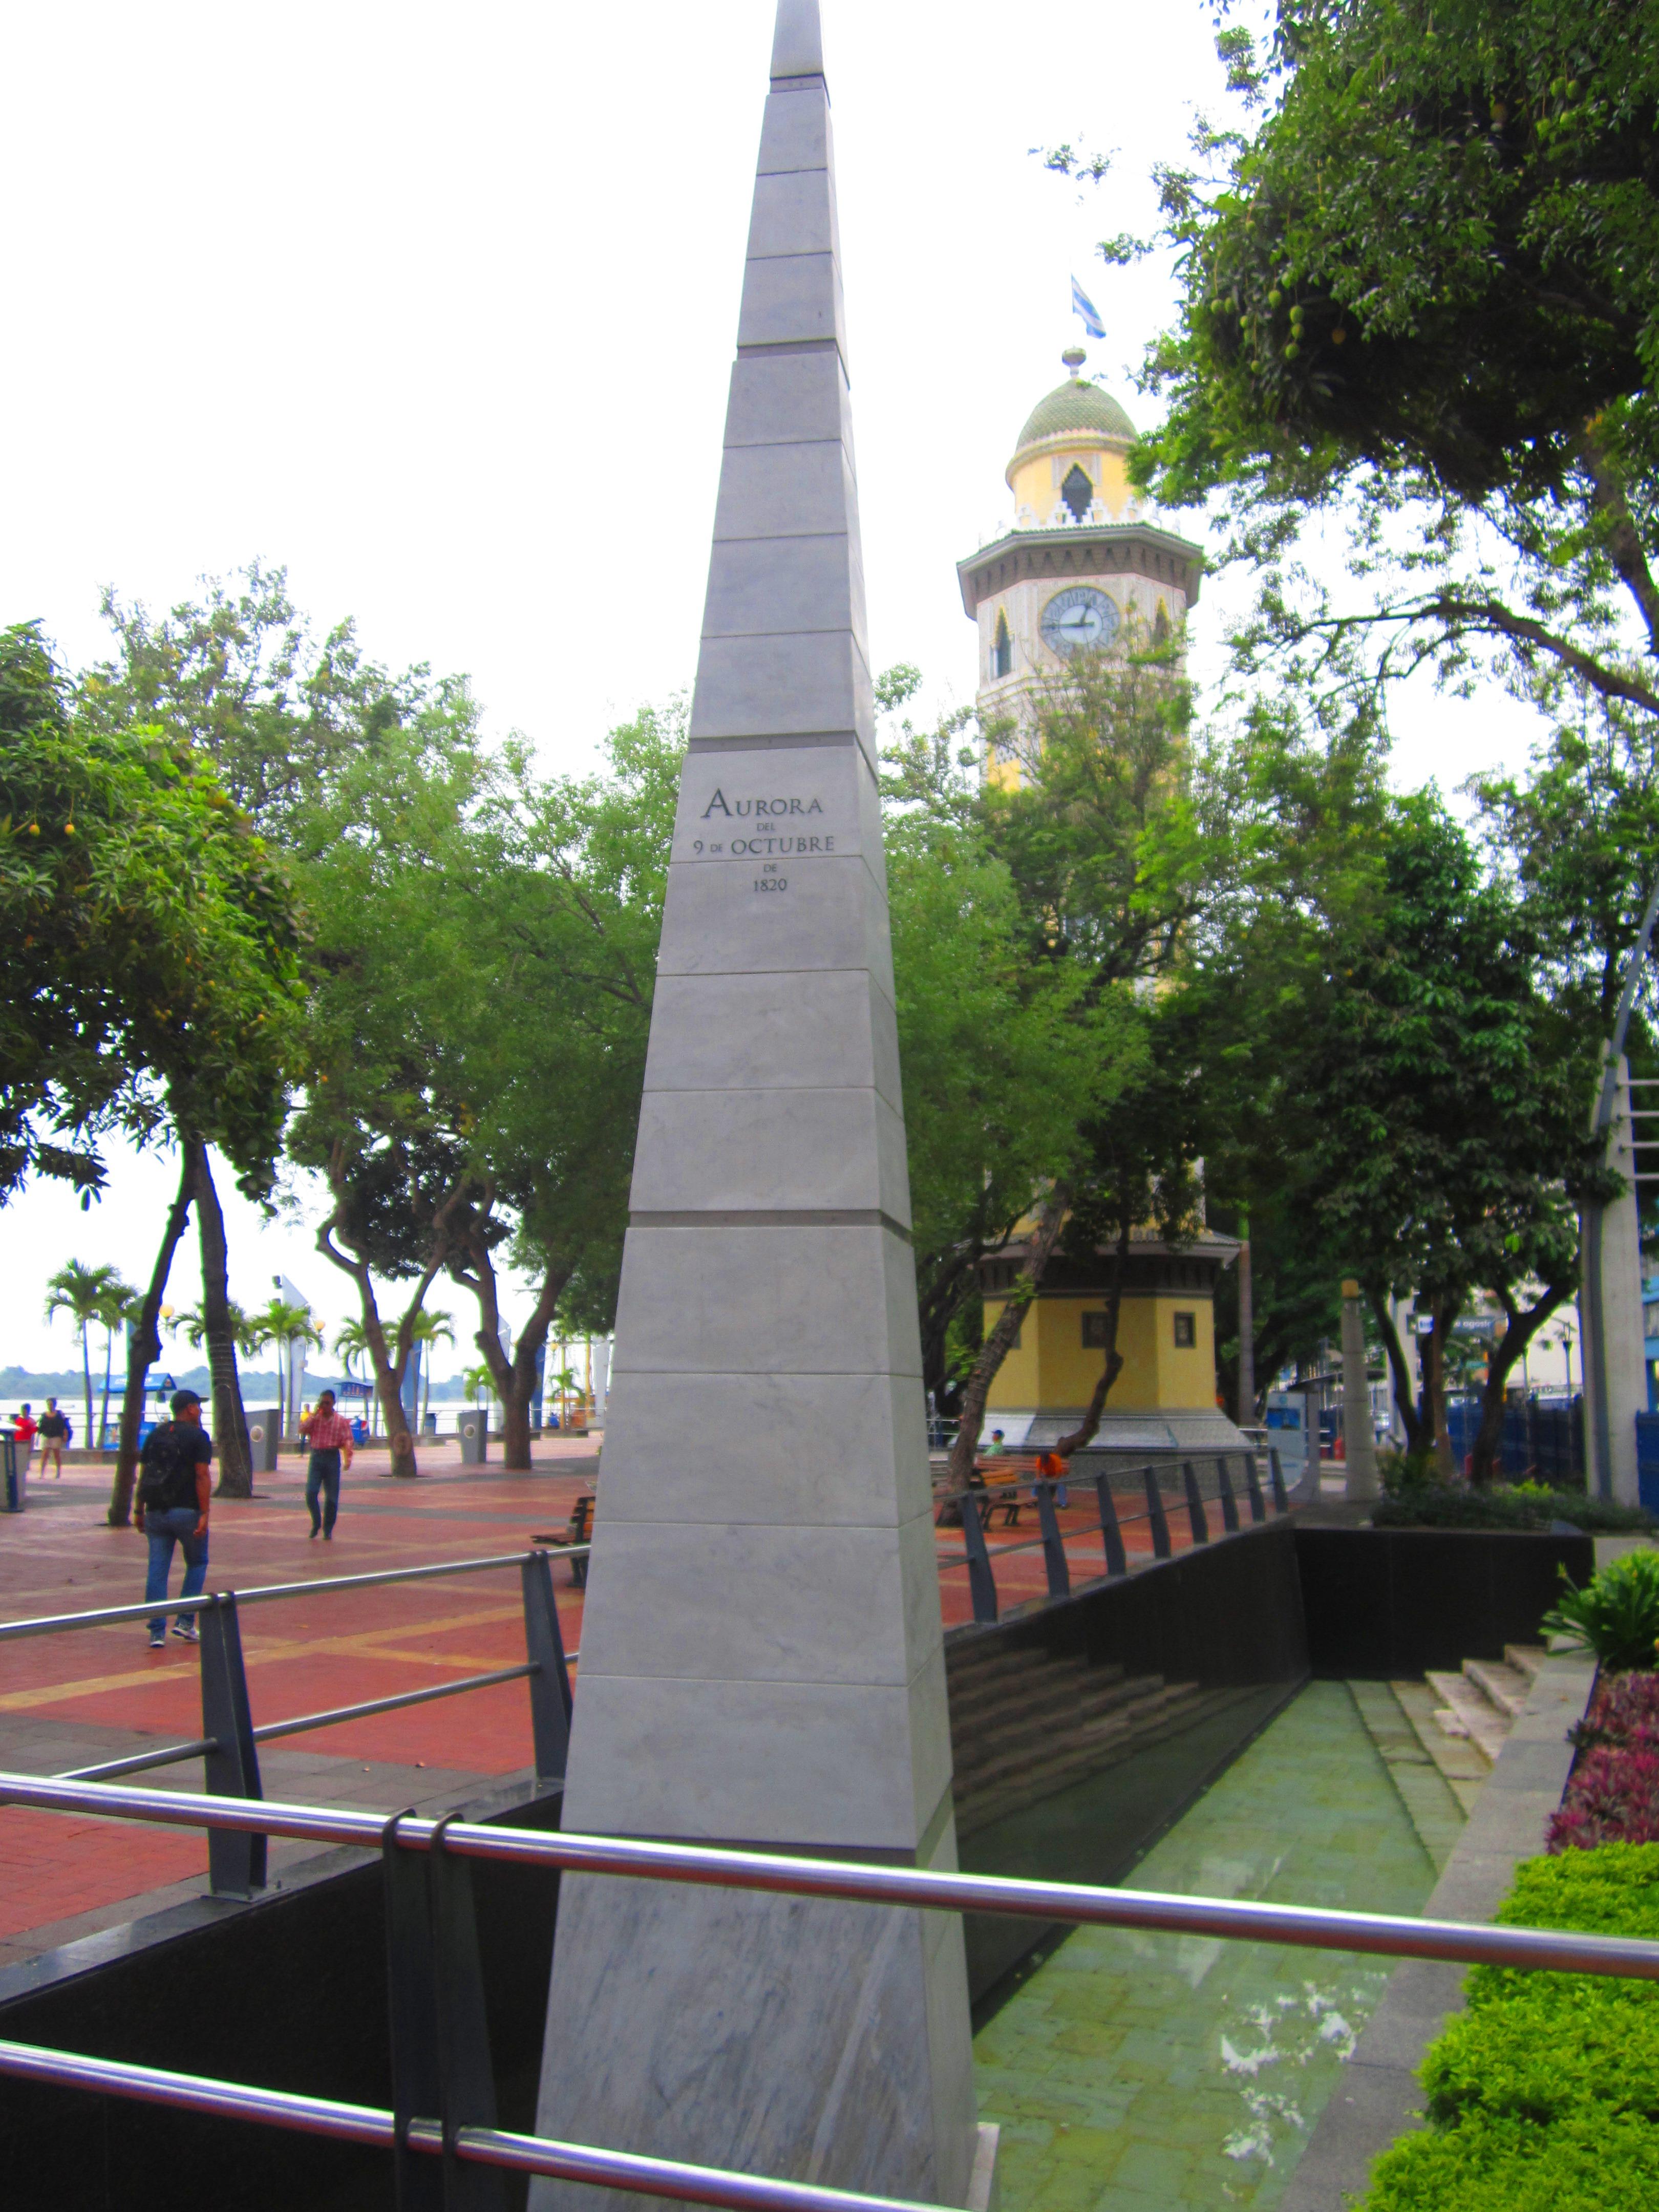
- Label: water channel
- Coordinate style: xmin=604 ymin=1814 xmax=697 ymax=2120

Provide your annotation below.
xmin=973 ymin=1679 xmax=1465 ymax=2211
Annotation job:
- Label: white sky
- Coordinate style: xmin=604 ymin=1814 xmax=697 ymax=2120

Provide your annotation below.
xmin=1 ymin=1 xmax=1545 ymax=1378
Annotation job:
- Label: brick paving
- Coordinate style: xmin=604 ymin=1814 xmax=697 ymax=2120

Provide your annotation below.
xmin=0 ymin=1438 xmax=595 ymax=1965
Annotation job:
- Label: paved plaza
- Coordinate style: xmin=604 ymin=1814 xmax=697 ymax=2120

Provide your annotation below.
xmin=0 ymin=1440 xmax=595 ymax=1968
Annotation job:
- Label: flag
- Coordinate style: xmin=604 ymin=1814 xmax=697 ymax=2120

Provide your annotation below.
xmin=1071 ymin=276 xmax=1105 ymax=340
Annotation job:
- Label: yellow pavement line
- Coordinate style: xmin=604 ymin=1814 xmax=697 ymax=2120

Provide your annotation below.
xmin=0 ymin=1603 xmax=546 ymax=1715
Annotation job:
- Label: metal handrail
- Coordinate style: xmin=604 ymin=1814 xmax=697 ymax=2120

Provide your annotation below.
xmin=4 ymin=1769 xmax=1656 ymax=1981
xmin=62 ymin=1663 xmax=540 ymax=1783
xmin=0 ymin=1544 xmax=591 ymax=1642
xmin=0 ymin=2037 xmax=939 ymax=2212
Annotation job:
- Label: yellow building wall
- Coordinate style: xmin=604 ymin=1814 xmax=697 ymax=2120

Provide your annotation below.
xmin=1008 ymin=445 xmax=1134 ymax=520
xmin=983 ymin=1294 xmax=1218 ymax=1415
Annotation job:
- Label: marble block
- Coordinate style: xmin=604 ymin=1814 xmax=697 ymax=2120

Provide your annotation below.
xmin=641 ymin=970 xmax=902 ymax=1108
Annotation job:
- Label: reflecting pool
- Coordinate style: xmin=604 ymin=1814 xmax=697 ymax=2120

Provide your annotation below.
xmin=973 ymin=1680 xmax=1456 ymax=2211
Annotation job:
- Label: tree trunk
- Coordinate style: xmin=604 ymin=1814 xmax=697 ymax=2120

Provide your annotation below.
xmin=1422 ymin=1298 xmax=1462 ymax=1479
xmin=317 ymin=1220 xmax=442 ymax=1478
xmin=1469 ymin=1283 xmax=1574 ymax=1487
xmin=79 ymin=1325 xmax=94 ymax=1453
xmin=1368 ymin=1294 xmax=1424 ymax=1454
xmin=452 ymin=1223 xmax=571 ymax=1474
xmin=1054 ymin=1211 xmax=1133 ymax=1458
xmin=190 ymin=1142 xmax=253 ymax=1496
xmin=99 ymin=1328 xmax=114 ymax=1452
xmin=947 ymin=1184 xmax=1072 ymax=1487
xmin=1236 ymin=1212 xmax=1255 ymax=1424
xmin=108 ymin=1147 xmax=195 ymax=1526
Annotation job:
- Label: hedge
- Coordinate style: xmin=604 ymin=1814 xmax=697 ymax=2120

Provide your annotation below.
xmin=1362 ymin=1845 xmax=1659 ymax=2211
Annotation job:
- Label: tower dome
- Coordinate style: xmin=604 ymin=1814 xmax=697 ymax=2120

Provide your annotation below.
xmin=1012 ymin=377 xmax=1137 ymax=460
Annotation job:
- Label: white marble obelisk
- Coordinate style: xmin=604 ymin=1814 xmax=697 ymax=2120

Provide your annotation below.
xmin=528 ymin=7 xmax=978 ymax=2208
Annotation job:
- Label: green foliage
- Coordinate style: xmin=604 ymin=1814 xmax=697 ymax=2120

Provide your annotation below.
xmin=1363 ymin=1846 xmax=1659 ymax=2209
xmin=1372 ymin=1482 xmax=1653 ymax=1534
xmin=1 ymin=621 xmax=305 ymax=1201
xmin=1543 ymin=1551 xmax=1659 ymax=1672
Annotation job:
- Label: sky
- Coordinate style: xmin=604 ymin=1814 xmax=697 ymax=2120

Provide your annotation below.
xmin=1 ymin=0 xmax=1548 ymax=1380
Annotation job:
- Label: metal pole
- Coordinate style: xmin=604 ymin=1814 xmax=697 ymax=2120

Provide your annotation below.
xmin=1142 ymin=1467 xmax=1172 ymax=1560
xmin=959 ymin=1492 xmax=999 ymax=1624
xmin=1583 ymin=876 xmax=1659 ymax=1498
xmin=1181 ymin=1461 xmax=1209 ymax=1545
xmin=199 ymin=1596 xmax=264 ymax=1897
xmin=1033 ymin=1479 xmax=1071 ymax=1599
xmin=1214 ymin=1455 xmax=1241 ymax=1535
xmin=1093 ymin=1473 xmax=1128 ymax=1578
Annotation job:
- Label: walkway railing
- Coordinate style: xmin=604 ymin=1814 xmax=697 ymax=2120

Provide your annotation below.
xmin=0 ymin=1544 xmax=586 ymax=1895
xmin=938 ymin=1449 xmax=1290 ymax=1625
xmin=1 ymin=1766 xmax=1656 ymax=2212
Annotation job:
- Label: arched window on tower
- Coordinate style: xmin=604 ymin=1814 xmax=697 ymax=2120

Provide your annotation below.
xmin=991 ymin=611 xmax=1012 ymax=679
xmin=1060 ymin=463 xmax=1094 ymax=521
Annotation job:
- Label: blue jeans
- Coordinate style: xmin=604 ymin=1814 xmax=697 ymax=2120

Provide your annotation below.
xmin=144 ymin=1506 xmax=208 ymax=1634
xmin=306 ymin=1450 xmax=342 ymax=1534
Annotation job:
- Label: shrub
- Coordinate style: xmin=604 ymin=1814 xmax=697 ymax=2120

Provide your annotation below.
xmin=1365 ymin=2111 xmax=1659 ymax=2211
xmin=1360 ymin=1847 xmax=1659 ymax=2210
xmin=1541 ymin=1549 xmax=1659 ymax=1672
xmin=1571 ymin=1671 xmax=1659 ymax=1754
xmin=1370 ymin=1485 xmax=1654 ymax=1535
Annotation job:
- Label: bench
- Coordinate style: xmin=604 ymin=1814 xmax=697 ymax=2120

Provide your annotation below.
xmin=533 ymin=1492 xmax=595 ymax=1586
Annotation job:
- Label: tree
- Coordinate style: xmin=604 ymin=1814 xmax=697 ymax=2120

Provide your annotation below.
xmin=94 ymin=1273 xmax=139 ymax=1451
xmin=2 ymin=623 xmax=301 ymax=1237
xmin=940 ymin=629 xmax=1226 ymax=1484
xmin=247 ymin=1297 xmax=324 ymax=1427
xmin=1132 ymin=0 xmax=1659 ymax=758
xmin=44 ymin=1261 xmax=122 ymax=1448
xmin=407 ymin=1308 xmax=454 ymax=1433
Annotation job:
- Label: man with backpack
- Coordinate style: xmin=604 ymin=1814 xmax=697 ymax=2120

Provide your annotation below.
xmin=135 ymin=1390 xmax=213 ymax=1650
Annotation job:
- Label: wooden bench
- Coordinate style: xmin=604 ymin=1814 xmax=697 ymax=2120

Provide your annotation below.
xmin=534 ymin=1492 xmax=595 ymax=1586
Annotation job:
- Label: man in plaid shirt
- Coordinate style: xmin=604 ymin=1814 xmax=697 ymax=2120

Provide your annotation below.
xmin=299 ymin=1390 xmax=355 ymax=1540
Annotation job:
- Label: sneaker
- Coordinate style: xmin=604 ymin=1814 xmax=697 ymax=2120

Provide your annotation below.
xmin=172 ymin=1619 xmax=199 ymax=1642
xmin=148 ymin=1628 xmax=166 ymax=1649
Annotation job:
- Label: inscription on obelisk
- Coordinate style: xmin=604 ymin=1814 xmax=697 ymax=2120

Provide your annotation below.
xmin=528 ymin=4 xmax=979 ymax=2206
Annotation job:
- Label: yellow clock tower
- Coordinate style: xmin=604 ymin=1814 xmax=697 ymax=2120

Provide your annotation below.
xmin=959 ymin=349 xmax=1205 ymax=775
xmin=955 ymin=354 xmax=1246 ymax=1464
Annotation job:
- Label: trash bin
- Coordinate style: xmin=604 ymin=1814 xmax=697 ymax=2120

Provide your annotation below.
xmin=246 ymin=1408 xmax=280 ymax=1474
xmin=458 ymin=1408 xmax=489 ymax=1465
xmin=3 ymin=1434 xmax=22 ymax=1512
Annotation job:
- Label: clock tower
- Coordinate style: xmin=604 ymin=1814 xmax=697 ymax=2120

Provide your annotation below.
xmin=955 ymin=351 xmax=1247 ymax=1466
xmin=958 ymin=349 xmax=1205 ymax=775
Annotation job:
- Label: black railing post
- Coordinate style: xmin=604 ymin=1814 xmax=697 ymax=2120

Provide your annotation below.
xmin=1094 ymin=1473 xmax=1129 ymax=1578
xmin=1243 ymin=1451 xmax=1267 ymax=1524
xmin=199 ymin=1594 xmax=265 ymax=1897
xmin=520 ymin=1550 xmax=573 ymax=1784
xmin=429 ymin=1820 xmax=507 ymax=2211
xmin=1034 ymin=1480 xmax=1071 ymax=1600
xmin=383 ymin=1816 xmax=506 ymax=2212
xmin=1269 ymin=1445 xmax=1290 ymax=1513
xmin=1182 ymin=1460 xmax=1210 ymax=1545
xmin=960 ymin=1492 xmax=1000 ymax=1624
xmin=1215 ymin=1454 xmax=1241 ymax=1534
xmin=1142 ymin=1466 xmax=1173 ymax=1561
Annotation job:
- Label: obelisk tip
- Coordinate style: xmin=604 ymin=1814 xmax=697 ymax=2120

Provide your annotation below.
xmin=771 ymin=0 xmax=824 ymax=79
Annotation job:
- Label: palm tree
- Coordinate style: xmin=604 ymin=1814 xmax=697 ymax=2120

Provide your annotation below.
xmin=462 ymin=1362 xmax=497 ymax=1409
xmin=45 ymin=1262 xmax=123 ymax=1449
xmin=335 ymin=1316 xmax=375 ymax=1434
xmin=407 ymin=1308 xmax=455 ymax=1431
xmin=95 ymin=1276 xmax=140 ymax=1450
xmin=248 ymin=1296 xmax=324 ymax=1430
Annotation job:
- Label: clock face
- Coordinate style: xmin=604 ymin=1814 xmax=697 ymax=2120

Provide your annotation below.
xmin=1040 ymin=586 xmax=1121 ymax=657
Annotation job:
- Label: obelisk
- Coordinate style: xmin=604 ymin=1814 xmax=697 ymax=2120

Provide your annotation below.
xmin=528 ymin=6 xmax=979 ymax=2208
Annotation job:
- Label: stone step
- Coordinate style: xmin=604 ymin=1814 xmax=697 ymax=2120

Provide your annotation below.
xmin=945 ymin=1644 xmax=1054 ymax=1693
xmin=1425 ymin=1671 xmax=1508 ymax=1764
xmin=949 ymin=1658 xmax=1125 ymax=1732
xmin=1390 ymin=1679 xmax=1493 ymax=1814
xmin=955 ymin=1687 xmax=1240 ymax=1835
xmin=1504 ymin=1644 xmax=1547 ymax=1684
xmin=951 ymin=1676 xmax=1172 ymax=1783
xmin=953 ymin=1680 xmax=1195 ymax=1796
xmin=1464 ymin=1657 xmax=1533 ymax=1720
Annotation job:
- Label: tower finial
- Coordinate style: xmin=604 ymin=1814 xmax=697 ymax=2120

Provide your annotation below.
xmin=771 ymin=0 xmax=824 ymax=78
xmin=1061 ymin=345 xmax=1087 ymax=380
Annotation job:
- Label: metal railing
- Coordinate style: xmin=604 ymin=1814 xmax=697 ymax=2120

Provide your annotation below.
xmin=1 ymin=1764 xmax=1657 ymax=2212
xmin=0 ymin=1544 xmax=586 ymax=1895
xmin=937 ymin=1449 xmax=1290 ymax=1625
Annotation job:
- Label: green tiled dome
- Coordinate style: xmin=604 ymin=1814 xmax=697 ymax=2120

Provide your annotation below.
xmin=1015 ymin=378 xmax=1137 ymax=451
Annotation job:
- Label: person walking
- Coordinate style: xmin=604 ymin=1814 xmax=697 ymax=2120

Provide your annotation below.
xmin=299 ymin=1389 xmax=354 ymax=1539
xmin=135 ymin=1390 xmax=212 ymax=1650
xmin=37 ymin=1399 xmax=69 ymax=1478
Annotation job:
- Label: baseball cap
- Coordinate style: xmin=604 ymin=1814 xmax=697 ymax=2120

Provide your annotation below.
xmin=170 ymin=1389 xmax=203 ymax=1417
